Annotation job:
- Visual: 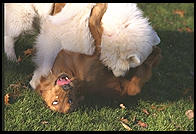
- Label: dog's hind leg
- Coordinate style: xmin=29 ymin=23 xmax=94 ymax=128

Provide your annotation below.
xmin=30 ymin=34 xmax=61 ymax=89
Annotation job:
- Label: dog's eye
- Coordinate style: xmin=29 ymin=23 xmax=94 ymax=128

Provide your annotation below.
xmin=52 ymin=100 xmax=59 ymax=105
xmin=68 ymin=99 xmax=72 ymax=104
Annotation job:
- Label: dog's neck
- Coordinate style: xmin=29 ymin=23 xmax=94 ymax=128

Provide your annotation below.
xmin=51 ymin=49 xmax=103 ymax=81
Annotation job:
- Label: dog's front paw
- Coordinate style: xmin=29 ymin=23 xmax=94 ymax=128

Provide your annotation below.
xmin=6 ymin=53 xmax=17 ymax=62
xmin=29 ymin=79 xmax=37 ymax=90
xmin=30 ymin=72 xmax=42 ymax=89
xmin=4 ymin=47 xmax=17 ymax=62
xmin=4 ymin=36 xmax=17 ymax=61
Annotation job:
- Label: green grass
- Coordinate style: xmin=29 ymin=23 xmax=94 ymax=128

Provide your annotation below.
xmin=3 ymin=3 xmax=194 ymax=131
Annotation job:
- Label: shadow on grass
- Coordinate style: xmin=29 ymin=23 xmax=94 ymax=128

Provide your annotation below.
xmin=3 ymin=30 xmax=194 ymax=111
xmin=139 ymin=30 xmax=194 ymax=102
xmin=77 ymin=30 xmax=194 ymax=111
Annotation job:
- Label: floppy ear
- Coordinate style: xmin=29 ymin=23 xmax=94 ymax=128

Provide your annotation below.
xmin=128 ymin=55 xmax=141 ymax=68
xmin=51 ymin=3 xmax=66 ymax=16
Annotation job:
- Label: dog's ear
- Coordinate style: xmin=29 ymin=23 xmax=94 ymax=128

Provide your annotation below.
xmin=51 ymin=3 xmax=66 ymax=16
xmin=128 ymin=55 xmax=141 ymax=68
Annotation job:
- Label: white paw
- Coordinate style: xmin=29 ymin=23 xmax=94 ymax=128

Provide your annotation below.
xmin=30 ymin=72 xmax=41 ymax=89
xmin=4 ymin=36 xmax=17 ymax=61
xmin=29 ymin=79 xmax=36 ymax=89
xmin=6 ymin=52 xmax=17 ymax=61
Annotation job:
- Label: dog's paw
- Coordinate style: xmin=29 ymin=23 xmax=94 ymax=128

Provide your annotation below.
xmin=30 ymin=73 xmax=41 ymax=90
xmin=4 ymin=36 xmax=17 ymax=61
xmin=5 ymin=53 xmax=17 ymax=62
xmin=29 ymin=79 xmax=37 ymax=89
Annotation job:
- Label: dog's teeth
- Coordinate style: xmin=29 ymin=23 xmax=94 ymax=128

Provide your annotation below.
xmin=66 ymin=77 xmax=69 ymax=80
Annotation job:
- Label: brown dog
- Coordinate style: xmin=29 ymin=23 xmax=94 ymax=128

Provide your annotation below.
xmin=35 ymin=46 xmax=161 ymax=113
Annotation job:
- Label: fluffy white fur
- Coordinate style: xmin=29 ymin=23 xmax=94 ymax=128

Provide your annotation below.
xmin=30 ymin=3 xmax=96 ymax=89
xmin=30 ymin=3 xmax=160 ymax=89
xmin=100 ymin=3 xmax=160 ymax=77
xmin=4 ymin=3 xmax=54 ymax=61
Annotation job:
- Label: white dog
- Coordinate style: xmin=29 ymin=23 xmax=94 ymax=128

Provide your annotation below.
xmin=30 ymin=3 xmax=160 ymax=89
xmin=100 ymin=3 xmax=160 ymax=76
xmin=4 ymin=3 xmax=54 ymax=61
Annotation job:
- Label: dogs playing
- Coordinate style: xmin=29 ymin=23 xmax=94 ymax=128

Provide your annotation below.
xmin=35 ymin=46 xmax=161 ymax=113
xmin=30 ymin=3 xmax=161 ymax=89
xmin=4 ymin=3 xmax=162 ymax=113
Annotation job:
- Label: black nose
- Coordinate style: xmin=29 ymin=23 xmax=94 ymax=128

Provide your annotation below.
xmin=62 ymin=84 xmax=72 ymax=91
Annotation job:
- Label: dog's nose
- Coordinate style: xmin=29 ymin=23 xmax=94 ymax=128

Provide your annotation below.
xmin=62 ymin=84 xmax=72 ymax=90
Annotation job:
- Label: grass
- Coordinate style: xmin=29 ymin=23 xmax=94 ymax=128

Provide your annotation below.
xmin=3 ymin=3 xmax=194 ymax=131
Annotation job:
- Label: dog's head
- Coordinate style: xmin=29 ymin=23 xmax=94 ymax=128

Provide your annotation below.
xmin=35 ymin=50 xmax=93 ymax=113
xmin=36 ymin=71 xmax=84 ymax=113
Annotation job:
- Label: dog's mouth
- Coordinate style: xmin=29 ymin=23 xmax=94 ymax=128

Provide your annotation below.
xmin=50 ymin=73 xmax=77 ymax=113
xmin=55 ymin=73 xmax=73 ymax=90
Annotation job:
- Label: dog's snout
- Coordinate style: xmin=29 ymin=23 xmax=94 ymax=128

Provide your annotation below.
xmin=62 ymin=84 xmax=72 ymax=90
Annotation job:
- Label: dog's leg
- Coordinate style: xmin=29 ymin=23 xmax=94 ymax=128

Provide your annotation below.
xmin=122 ymin=46 xmax=161 ymax=96
xmin=30 ymin=69 xmax=42 ymax=89
xmin=30 ymin=51 xmax=60 ymax=89
xmin=89 ymin=3 xmax=107 ymax=53
xmin=30 ymin=55 xmax=59 ymax=89
xmin=30 ymin=34 xmax=61 ymax=89
xmin=4 ymin=36 xmax=17 ymax=61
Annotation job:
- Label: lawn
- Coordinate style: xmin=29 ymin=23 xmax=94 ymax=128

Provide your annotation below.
xmin=3 ymin=3 xmax=194 ymax=131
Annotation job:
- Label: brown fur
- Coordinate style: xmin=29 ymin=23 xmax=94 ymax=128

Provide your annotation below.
xmin=89 ymin=4 xmax=107 ymax=53
xmin=51 ymin=3 xmax=66 ymax=15
xmin=36 ymin=46 xmax=161 ymax=113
